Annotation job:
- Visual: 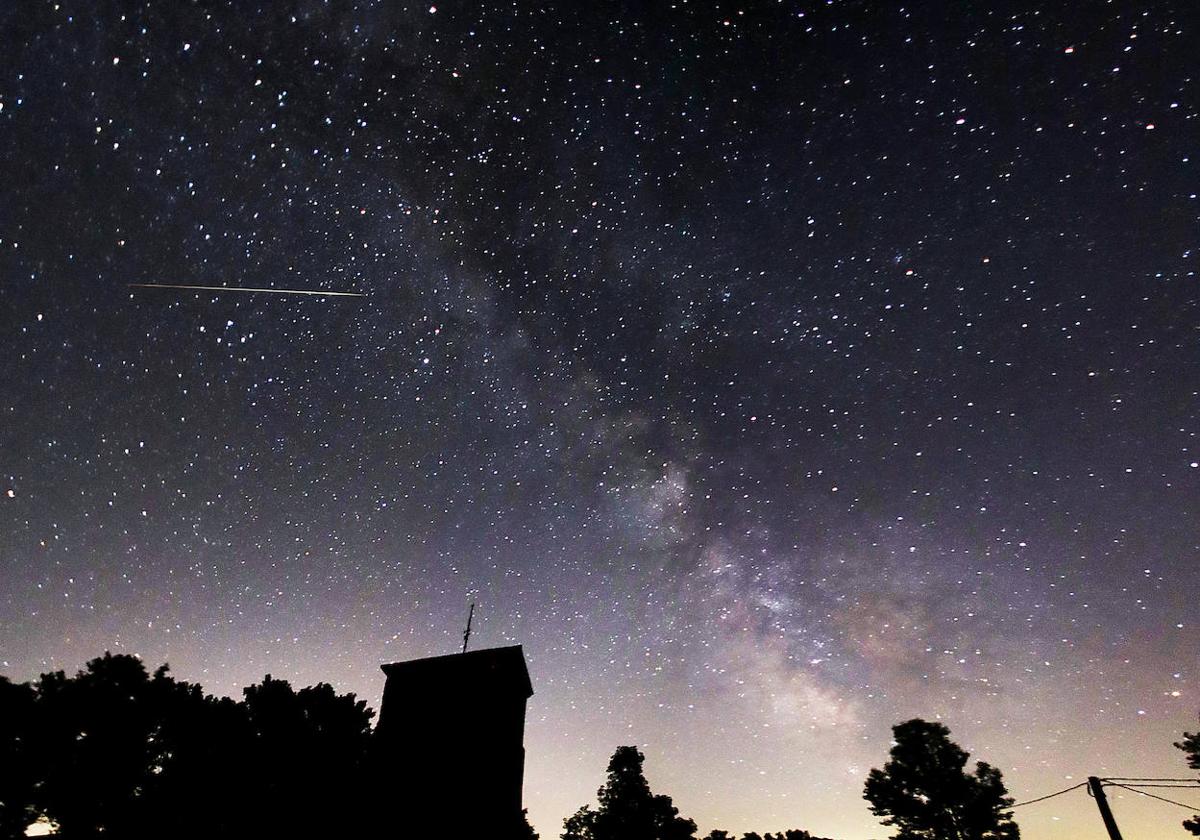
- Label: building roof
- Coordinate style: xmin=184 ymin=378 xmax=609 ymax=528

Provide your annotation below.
xmin=380 ymin=644 xmax=533 ymax=699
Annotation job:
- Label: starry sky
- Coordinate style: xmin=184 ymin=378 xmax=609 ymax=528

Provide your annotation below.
xmin=1 ymin=2 xmax=1197 ymax=838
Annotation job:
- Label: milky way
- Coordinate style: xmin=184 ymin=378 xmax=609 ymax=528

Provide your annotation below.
xmin=1 ymin=3 xmax=1197 ymax=838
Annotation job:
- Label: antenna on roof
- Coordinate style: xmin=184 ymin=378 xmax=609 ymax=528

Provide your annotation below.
xmin=461 ymin=601 xmax=475 ymax=654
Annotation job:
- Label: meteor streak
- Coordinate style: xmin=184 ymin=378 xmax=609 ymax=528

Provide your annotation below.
xmin=128 ymin=283 xmax=364 ymax=297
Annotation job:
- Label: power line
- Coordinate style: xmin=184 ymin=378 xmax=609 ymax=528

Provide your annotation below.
xmin=950 ymin=774 xmax=1199 ymax=813
xmin=1106 ymin=782 xmax=1200 ymax=812
xmin=1011 ymin=782 xmax=1088 ymax=808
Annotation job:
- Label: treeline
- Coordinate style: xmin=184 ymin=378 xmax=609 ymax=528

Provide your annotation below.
xmin=560 ymin=745 xmax=834 ymax=840
xmin=562 ymin=721 xmax=1200 ymax=840
xmin=0 ymin=652 xmax=379 ymax=839
xmin=558 ymin=721 xmax=1019 ymax=840
xmin=2 ymin=653 xmax=1199 ymax=840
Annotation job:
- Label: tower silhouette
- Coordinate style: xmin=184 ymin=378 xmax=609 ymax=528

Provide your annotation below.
xmin=374 ymin=645 xmax=533 ymax=836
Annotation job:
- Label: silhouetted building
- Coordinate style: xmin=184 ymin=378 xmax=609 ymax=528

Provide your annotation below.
xmin=375 ymin=645 xmax=533 ymax=837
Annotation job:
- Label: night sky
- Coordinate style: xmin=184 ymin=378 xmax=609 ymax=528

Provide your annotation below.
xmin=1 ymin=2 xmax=1197 ymax=838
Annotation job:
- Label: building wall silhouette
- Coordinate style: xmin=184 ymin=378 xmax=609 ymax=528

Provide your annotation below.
xmin=374 ymin=645 xmax=533 ymax=836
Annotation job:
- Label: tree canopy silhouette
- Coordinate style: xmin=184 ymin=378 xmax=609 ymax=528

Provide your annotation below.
xmin=563 ymin=747 xmax=835 ymax=840
xmin=562 ymin=746 xmax=698 ymax=840
xmin=240 ymin=674 xmax=375 ymax=838
xmin=32 ymin=652 xmax=174 ymax=838
xmin=864 ymin=719 xmax=1019 ymax=840
xmin=520 ymin=809 xmax=541 ymax=839
xmin=702 ymin=831 xmax=835 ymax=840
xmin=1177 ymin=727 xmax=1200 ymax=835
xmin=1 ymin=652 xmax=374 ymax=839
xmin=0 ymin=675 xmax=37 ymax=840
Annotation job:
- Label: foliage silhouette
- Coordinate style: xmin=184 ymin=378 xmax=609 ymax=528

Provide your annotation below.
xmin=864 ymin=719 xmax=1019 ymax=840
xmin=1 ymin=653 xmax=375 ymax=839
xmin=562 ymin=746 xmax=698 ymax=840
xmin=0 ymin=676 xmax=38 ymax=840
xmin=241 ymin=674 xmax=374 ymax=838
xmin=520 ymin=809 xmax=541 ymax=839
xmin=1176 ymin=727 xmax=1200 ymax=835
xmin=564 ymin=748 xmax=835 ymax=840
xmin=32 ymin=652 xmax=168 ymax=838
xmin=136 ymin=668 xmax=253 ymax=838
xmin=703 ymin=832 xmax=835 ymax=840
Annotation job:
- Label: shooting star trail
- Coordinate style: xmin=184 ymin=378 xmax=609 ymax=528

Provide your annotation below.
xmin=128 ymin=283 xmax=364 ymax=297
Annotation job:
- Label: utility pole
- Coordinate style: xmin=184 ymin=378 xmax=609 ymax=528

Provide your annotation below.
xmin=1087 ymin=777 xmax=1125 ymax=840
xmin=461 ymin=601 xmax=475 ymax=654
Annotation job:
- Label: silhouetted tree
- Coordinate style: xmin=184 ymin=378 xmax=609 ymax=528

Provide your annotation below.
xmin=704 ymin=832 xmax=835 ymax=840
xmin=241 ymin=674 xmax=374 ymax=839
xmin=26 ymin=654 xmax=250 ymax=839
xmin=0 ymin=676 xmax=38 ymax=839
xmin=32 ymin=653 xmax=165 ymax=838
xmin=4 ymin=653 xmax=375 ymax=839
xmin=1176 ymin=727 xmax=1200 ymax=835
xmin=520 ymin=809 xmax=540 ymax=840
xmin=562 ymin=746 xmax=697 ymax=840
xmin=138 ymin=667 xmax=254 ymax=838
xmin=864 ymin=719 xmax=1019 ymax=840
